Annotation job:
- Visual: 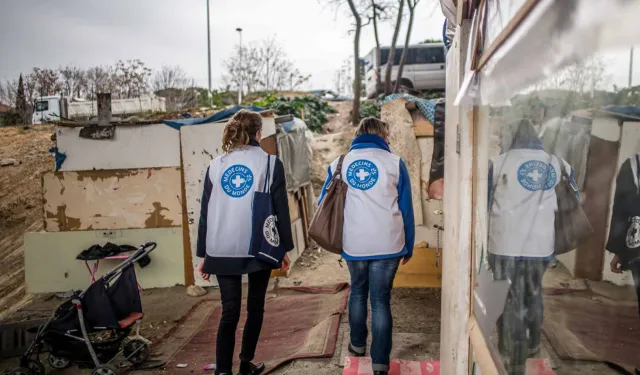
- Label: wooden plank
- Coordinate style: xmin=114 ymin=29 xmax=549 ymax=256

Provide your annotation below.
xmin=413 ymin=118 xmax=435 ymax=137
xmin=288 ymin=192 xmax=300 ymax=222
xmin=180 ymin=123 xmax=226 ymax=286
xmin=393 ymin=247 xmax=442 ymax=288
xmin=24 ymin=228 xmax=185 ymax=293
xmin=476 ymin=0 xmax=542 ymax=72
xmin=440 ymin=21 xmax=472 ymax=375
xmin=575 ymin=135 xmax=619 ymax=281
xmin=56 ymin=123 xmax=181 ymax=171
xmin=468 ymin=317 xmax=502 ymax=375
xmin=42 ymin=168 xmax=183 ymax=232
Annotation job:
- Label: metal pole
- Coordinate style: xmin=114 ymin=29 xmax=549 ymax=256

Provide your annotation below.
xmin=629 ymin=46 xmax=634 ymax=88
xmin=206 ymin=0 xmax=212 ymax=94
xmin=237 ymin=27 xmax=243 ymax=105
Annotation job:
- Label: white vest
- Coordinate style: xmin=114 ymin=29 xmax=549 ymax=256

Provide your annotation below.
xmin=205 ymin=146 xmax=275 ymax=258
xmin=489 ymin=149 xmax=570 ymax=258
xmin=330 ymin=148 xmax=405 ymax=257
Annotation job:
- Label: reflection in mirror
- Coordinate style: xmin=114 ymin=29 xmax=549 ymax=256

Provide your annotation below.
xmin=477 ymin=48 xmax=640 ymax=375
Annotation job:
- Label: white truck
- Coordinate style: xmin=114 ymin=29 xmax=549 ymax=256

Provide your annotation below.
xmin=32 ymin=96 xmax=167 ymax=124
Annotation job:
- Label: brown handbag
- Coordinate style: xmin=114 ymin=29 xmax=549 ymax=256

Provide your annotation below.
xmin=309 ymin=155 xmax=347 ymax=254
xmin=554 ymin=160 xmax=593 ymax=255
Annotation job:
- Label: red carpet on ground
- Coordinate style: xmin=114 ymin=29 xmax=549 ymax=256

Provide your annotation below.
xmin=342 ymin=357 xmax=554 ymax=375
xmin=146 ymin=283 xmax=349 ymax=374
xmin=542 ymin=292 xmax=640 ymax=368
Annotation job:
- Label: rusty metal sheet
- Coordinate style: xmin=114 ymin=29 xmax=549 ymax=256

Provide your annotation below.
xmin=42 ymin=167 xmax=182 ymax=232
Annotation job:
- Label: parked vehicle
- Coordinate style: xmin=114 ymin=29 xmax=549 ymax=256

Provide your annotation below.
xmin=32 ymin=96 xmax=166 ymax=124
xmin=363 ymin=43 xmax=446 ymax=99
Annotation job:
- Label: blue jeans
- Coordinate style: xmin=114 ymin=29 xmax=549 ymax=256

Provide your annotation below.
xmin=347 ymin=258 xmax=401 ymax=372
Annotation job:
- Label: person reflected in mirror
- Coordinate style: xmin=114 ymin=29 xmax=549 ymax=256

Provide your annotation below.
xmin=488 ymin=119 xmax=578 ymax=375
xmin=606 ymin=153 xmax=640 ymax=375
xmin=317 ymin=118 xmax=414 ymax=375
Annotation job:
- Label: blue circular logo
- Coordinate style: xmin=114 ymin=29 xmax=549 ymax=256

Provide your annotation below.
xmin=346 ymin=159 xmax=379 ymax=190
xmin=221 ymin=164 xmax=254 ymax=198
xmin=517 ymin=160 xmax=557 ymax=191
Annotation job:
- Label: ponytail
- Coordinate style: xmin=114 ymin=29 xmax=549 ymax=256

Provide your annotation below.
xmin=222 ymin=110 xmax=263 ymax=153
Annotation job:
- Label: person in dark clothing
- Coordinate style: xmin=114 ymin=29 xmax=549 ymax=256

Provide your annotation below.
xmin=606 ymin=154 xmax=640 ymax=375
xmin=196 ymin=110 xmax=294 ymax=375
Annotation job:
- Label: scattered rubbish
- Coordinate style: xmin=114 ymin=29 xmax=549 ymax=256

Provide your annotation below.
xmin=203 ymin=363 xmax=216 ymax=371
xmin=176 ymin=363 xmax=188 ymax=368
xmin=187 ymin=285 xmax=208 ymax=297
xmin=1 ymin=158 xmax=19 ymax=167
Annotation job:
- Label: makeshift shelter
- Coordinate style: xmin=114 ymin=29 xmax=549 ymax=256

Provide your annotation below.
xmin=25 ymin=106 xmax=314 ymax=292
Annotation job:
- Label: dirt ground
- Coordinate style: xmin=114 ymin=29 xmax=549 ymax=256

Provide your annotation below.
xmin=0 ymin=125 xmax=55 ymax=322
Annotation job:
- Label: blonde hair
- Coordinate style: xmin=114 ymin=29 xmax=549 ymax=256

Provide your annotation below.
xmin=355 ymin=117 xmax=389 ymax=139
xmin=222 ymin=110 xmax=263 ymax=153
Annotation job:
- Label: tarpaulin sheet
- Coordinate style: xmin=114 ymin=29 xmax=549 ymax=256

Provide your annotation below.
xmin=277 ymin=118 xmax=313 ymax=190
xmin=162 ymin=105 xmax=265 ymax=130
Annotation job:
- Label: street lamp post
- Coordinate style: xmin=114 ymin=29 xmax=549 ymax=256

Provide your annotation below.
xmin=236 ymin=27 xmax=243 ymax=105
xmin=206 ymin=0 xmax=212 ymax=96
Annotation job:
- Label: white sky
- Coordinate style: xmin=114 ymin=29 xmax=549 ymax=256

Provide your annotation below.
xmin=0 ymin=0 xmax=446 ymax=91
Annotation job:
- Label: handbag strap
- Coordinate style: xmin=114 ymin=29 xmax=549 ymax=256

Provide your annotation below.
xmin=263 ymin=155 xmax=271 ymax=193
xmin=333 ymin=155 xmax=346 ymax=180
xmin=636 ymin=154 xmax=640 ymax=194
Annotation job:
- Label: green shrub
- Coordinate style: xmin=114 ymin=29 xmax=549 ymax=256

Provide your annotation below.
xmin=253 ymin=94 xmax=336 ymax=132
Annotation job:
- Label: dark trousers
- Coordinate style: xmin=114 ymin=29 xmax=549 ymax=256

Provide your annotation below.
xmin=631 ymin=261 xmax=640 ymax=316
xmin=215 ymin=269 xmax=272 ymax=374
xmin=489 ymin=255 xmax=549 ymax=375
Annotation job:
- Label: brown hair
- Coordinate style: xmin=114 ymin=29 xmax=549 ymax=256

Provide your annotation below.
xmin=355 ymin=117 xmax=390 ymax=139
xmin=222 ymin=110 xmax=263 ymax=153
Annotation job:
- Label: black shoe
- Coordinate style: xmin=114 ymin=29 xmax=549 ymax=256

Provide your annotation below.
xmin=237 ymin=361 xmax=265 ymax=375
xmin=374 ymin=371 xmax=388 ymax=375
xmin=635 ymin=366 xmax=639 ymax=375
xmin=347 ymin=343 xmax=366 ymax=357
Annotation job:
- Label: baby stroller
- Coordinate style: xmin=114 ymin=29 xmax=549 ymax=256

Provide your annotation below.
xmin=10 ymin=242 xmax=157 ymax=375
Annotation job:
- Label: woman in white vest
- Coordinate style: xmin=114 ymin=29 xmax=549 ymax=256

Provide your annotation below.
xmin=318 ymin=117 xmax=415 ymax=375
xmin=488 ymin=119 xmax=576 ymax=375
xmin=196 ymin=110 xmax=294 ymax=375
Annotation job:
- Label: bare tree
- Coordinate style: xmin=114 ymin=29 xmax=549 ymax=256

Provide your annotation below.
xmin=59 ymin=65 xmax=87 ymax=99
xmin=152 ymin=65 xmax=198 ymax=110
xmin=366 ymin=1 xmax=392 ymax=87
xmin=223 ymin=38 xmax=311 ymax=95
xmin=384 ymin=0 xmax=405 ymax=95
xmin=0 ymin=79 xmax=18 ymax=107
xmin=394 ymin=0 xmax=420 ymax=93
xmin=113 ymin=59 xmax=152 ymax=99
xmin=334 ymin=58 xmax=354 ymax=96
xmin=86 ymin=66 xmax=115 ymax=99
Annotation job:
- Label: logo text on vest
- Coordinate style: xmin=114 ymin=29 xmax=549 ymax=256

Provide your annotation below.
xmin=517 ymin=160 xmax=556 ymax=191
xmin=346 ymin=159 xmax=379 ymax=190
xmin=221 ymin=164 xmax=254 ymax=198
xmin=263 ymin=215 xmax=280 ymax=247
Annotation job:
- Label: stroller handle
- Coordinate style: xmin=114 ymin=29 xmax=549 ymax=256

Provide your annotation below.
xmin=100 ymin=241 xmax=157 ymax=286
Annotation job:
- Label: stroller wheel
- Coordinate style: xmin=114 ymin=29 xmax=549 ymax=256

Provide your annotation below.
xmin=9 ymin=367 xmax=33 ymax=375
xmin=124 ymin=339 xmax=150 ymax=365
xmin=24 ymin=360 xmax=46 ymax=375
xmin=92 ymin=364 xmax=118 ymax=375
xmin=47 ymin=355 xmax=70 ymax=370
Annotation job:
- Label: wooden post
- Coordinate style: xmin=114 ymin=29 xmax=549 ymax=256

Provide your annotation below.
xmin=97 ymin=93 xmax=112 ymax=126
xmin=440 ymin=18 xmax=473 ymax=375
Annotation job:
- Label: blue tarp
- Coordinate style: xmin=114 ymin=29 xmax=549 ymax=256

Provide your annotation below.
xmin=602 ymin=106 xmax=640 ymax=121
xmin=381 ymin=93 xmax=442 ymax=124
xmin=162 ymin=105 xmax=265 ymax=130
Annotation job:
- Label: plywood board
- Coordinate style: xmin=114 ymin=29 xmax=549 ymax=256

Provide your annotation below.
xmin=24 ymin=227 xmax=185 ymax=293
xmin=180 ymin=122 xmax=226 ymax=286
xmin=56 ymin=123 xmax=180 ymax=171
xmin=42 ymin=168 xmax=182 ymax=232
xmin=288 ymin=192 xmax=300 ymax=222
xmin=382 ymin=98 xmax=424 ymax=225
xmin=394 ymin=247 xmax=442 ymax=288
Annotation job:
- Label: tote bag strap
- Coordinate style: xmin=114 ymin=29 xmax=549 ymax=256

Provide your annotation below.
xmin=263 ymin=155 xmax=272 ymax=193
xmin=327 ymin=155 xmax=346 ymax=189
